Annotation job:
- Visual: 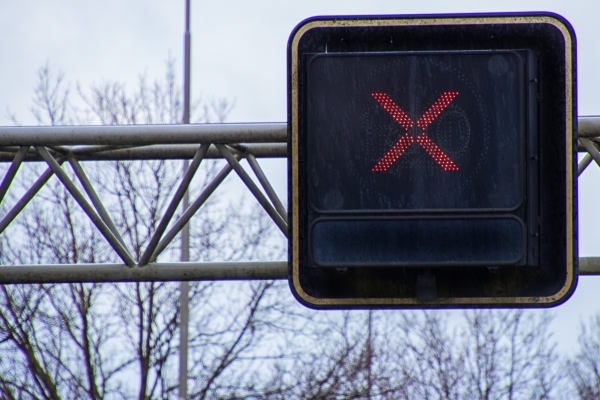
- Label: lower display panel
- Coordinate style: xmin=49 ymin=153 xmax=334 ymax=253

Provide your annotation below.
xmin=310 ymin=216 xmax=525 ymax=267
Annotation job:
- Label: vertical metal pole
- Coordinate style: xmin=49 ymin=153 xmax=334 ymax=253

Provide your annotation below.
xmin=179 ymin=0 xmax=191 ymax=398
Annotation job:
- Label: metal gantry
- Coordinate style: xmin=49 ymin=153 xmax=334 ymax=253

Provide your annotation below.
xmin=0 ymin=120 xmax=599 ymax=283
xmin=0 ymin=123 xmax=288 ymax=282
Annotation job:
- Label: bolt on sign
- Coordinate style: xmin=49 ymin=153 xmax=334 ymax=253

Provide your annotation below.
xmin=287 ymin=13 xmax=577 ymax=309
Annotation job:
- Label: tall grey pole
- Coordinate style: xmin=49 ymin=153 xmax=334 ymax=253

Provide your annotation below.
xmin=179 ymin=0 xmax=191 ymax=398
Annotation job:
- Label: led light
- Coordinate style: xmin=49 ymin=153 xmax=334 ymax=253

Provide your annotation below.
xmin=416 ymin=92 xmax=459 ymax=130
xmin=371 ymin=92 xmax=460 ymax=171
xmin=372 ymin=92 xmax=414 ymax=131
xmin=416 ymin=135 xmax=459 ymax=171
xmin=372 ymin=133 xmax=414 ymax=171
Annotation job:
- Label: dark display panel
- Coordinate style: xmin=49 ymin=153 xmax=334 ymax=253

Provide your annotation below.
xmin=307 ymin=51 xmax=524 ymax=212
xmin=311 ymin=217 xmax=524 ymax=265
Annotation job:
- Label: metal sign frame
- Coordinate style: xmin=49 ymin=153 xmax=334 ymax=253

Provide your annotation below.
xmin=288 ymin=13 xmax=577 ymax=309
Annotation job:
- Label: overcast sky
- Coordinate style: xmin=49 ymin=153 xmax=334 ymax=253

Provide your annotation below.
xmin=1 ymin=0 xmax=599 ymax=353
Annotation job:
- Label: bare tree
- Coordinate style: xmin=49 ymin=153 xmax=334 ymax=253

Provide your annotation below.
xmin=568 ymin=313 xmax=600 ymax=400
xmin=0 ymin=61 xmax=284 ymax=399
xmin=461 ymin=310 xmax=561 ymax=400
xmin=30 ymin=62 xmax=73 ymax=126
xmin=392 ymin=311 xmax=465 ymax=400
xmin=2 ymin=60 xmax=593 ymax=400
xmin=271 ymin=309 xmax=563 ymax=400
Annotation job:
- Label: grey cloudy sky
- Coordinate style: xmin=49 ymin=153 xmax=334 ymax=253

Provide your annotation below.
xmin=1 ymin=0 xmax=599 ymax=352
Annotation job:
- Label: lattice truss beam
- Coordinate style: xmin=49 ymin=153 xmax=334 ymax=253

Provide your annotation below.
xmin=0 ymin=120 xmax=599 ymax=282
xmin=0 ymin=123 xmax=288 ymax=282
xmin=578 ymin=118 xmax=600 ymax=175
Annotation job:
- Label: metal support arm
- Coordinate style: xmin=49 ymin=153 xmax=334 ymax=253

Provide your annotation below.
xmin=0 ymin=261 xmax=288 ymax=283
xmin=1 ymin=120 xmax=600 ymax=282
xmin=0 ymin=258 xmax=597 ymax=283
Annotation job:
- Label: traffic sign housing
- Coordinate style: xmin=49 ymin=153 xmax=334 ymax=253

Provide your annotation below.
xmin=288 ymin=13 xmax=577 ymax=308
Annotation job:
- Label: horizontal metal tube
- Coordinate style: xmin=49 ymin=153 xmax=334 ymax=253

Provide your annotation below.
xmin=0 ymin=143 xmax=286 ymax=162
xmin=0 ymin=258 xmax=597 ymax=283
xmin=0 ymin=122 xmax=287 ymax=146
xmin=0 ymin=117 xmax=597 ymax=155
xmin=578 ymin=116 xmax=600 ymax=138
xmin=0 ymin=116 xmax=597 ymax=145
xmin=0 ymin=261 xmax=288 ymax=283
xmin=579 ymin=257 xmax=600 ymax=275
xmin=0 ymin=144 xmax=594 ymax=160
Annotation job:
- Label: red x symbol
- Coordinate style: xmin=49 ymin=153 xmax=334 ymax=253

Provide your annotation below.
xmin=371 ymin=92 xmax=460 ymax=172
